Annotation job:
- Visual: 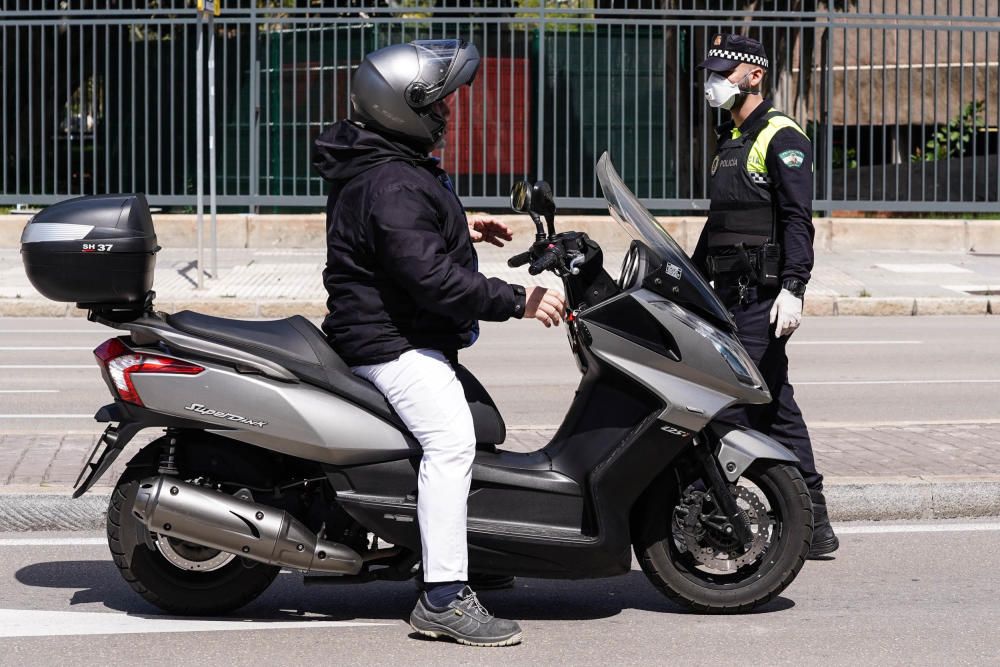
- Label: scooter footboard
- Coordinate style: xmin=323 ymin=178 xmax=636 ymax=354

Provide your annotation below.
xmin=708 ymin=422 xmax=799 ymax=483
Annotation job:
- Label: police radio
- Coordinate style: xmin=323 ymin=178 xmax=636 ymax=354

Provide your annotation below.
xmin=756 ymin=242 xmax=781 ymax=288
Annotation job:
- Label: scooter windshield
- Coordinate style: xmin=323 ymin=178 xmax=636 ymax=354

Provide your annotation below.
xmin=596 ymin=152 xmax=734 ymax=328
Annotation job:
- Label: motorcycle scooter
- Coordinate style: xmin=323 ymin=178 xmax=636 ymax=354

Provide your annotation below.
xmin=20 ymin=153 xmax=811 ymax=615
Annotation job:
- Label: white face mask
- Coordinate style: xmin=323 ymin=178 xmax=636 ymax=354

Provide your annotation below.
xmin=704 ymin=72 xmax=744 ymax=110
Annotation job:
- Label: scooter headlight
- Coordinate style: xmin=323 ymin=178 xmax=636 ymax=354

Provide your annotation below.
xmin=652 ymin=301 xmax=765 ymax=389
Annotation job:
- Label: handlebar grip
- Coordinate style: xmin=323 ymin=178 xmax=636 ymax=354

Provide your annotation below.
xmin=507 ymin=251 xmax=531 ymax=268
xmin=528 ymin=251 xmax=561 ymax=276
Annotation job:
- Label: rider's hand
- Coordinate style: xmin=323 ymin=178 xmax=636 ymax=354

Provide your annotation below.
xmin=769 ymin=289 xmax=803 ymax=338
xmin=469 ymin=218 xmax=514 ymax=247
xmin=525 ymin=287 xmax=566 ymax=328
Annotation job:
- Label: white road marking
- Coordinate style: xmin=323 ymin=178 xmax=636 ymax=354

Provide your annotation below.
xmin=836 ymin=522 xmax=1000 ymax=535
xmin=0 ymin=347 xmax=93 ymax=351
xmin=0 ymin=537 xmax=107 ymax=546
xmin=812 ymin=418 xmax=1000 ymax=428
xmin=875 ymin=263 xmax=972 ymax=274
xmin=0 ymin=330 xmax=102 ymax=334
xmin=789 ymin=340 xmax=923 ymax=345
xmin=798 ymin=379 xmax=1000 ymax=386
xmin=0 ymin=365 xmax=92 ymax=369
xmin=0 ymin=609 xmax=389 ymax=638
xmin=0 ymin=414 xmax=93 ymax=419
xmin=0 ymin=390 xmax=59 ymax=394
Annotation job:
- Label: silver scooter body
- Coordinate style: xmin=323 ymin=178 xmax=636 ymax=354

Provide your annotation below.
xmin=68 ymin=154 xmax=796 ymax=583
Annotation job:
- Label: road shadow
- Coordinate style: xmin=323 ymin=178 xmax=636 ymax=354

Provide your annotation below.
xmin=14 ymin=560 xmax=795 ymax=621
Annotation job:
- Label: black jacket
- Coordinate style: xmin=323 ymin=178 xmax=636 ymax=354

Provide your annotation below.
xmin=692 ymin=100 xmax=815 ymax=285
xmin=313 ymin=120 xmax=525 ymax=366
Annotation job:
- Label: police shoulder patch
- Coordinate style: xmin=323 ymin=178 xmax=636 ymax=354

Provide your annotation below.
xmin=779 ymin=149 xmax=805 ymax=168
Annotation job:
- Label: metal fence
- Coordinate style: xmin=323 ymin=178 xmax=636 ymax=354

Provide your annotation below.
xmin=3 ymin=1 xmax=1000 ymax=212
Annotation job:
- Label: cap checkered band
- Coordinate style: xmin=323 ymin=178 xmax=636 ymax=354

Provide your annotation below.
xmin=708 ymin=48 xmax=769 ymax=69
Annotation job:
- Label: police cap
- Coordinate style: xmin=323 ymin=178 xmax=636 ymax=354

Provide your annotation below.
xmin=698 ymin=33 xmax=769 ymax=73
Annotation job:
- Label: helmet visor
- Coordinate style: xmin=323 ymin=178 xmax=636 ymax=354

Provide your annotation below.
xmin=406 ymin=39 xmax=479 ymax=108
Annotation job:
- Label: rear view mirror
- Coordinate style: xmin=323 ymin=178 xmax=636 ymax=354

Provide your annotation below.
xmin=509 ymin=181 xmax=532 ymax=213
xmin=530 ymin=181 xmax=556 ymax=217
xmin=509 ymin=179 xmax=557 ymax=239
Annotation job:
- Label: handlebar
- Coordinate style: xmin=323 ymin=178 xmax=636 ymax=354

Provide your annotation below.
xmin=507 ymin=251 xmax=531 ymax=268
xmin=529 ymin=247 xmax=563 ymax=275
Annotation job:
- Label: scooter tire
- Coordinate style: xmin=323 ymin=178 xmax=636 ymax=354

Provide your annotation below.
xmin=107 ymin=471 xmax=280 ymax=616
xmin=632 ymin=461 xmax=812 ymax=614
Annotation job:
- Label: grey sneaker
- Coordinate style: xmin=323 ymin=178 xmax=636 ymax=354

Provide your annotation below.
xmin=409 ymin=586 xmax=523 ymax=647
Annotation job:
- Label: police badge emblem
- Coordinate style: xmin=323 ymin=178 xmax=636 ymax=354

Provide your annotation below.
xmin=711 ymin=154 xmax=720 ymax=175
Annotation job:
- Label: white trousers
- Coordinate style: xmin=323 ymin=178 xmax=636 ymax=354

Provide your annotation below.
xmin=351 ymin=349 xmax=475 ymax=583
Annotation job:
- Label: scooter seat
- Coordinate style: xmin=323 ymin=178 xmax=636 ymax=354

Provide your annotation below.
xmin=166 ymin=310 xmax=506 ymax=446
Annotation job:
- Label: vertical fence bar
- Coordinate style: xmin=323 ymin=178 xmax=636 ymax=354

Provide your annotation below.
xmin=960 ymin=5 xmax=966 ymax=204
xmin=249 ymin=9 xmax=258 ymax=212
xmin=12 ymin=3 xmax=19 ymax=193
xmin=316 ymin=21 xmax=323 ymax=199
xmin=867 ymin=23 xmax=873 ymax=204
xmin=986 ymin=12 xmax=992 ymax=203
xmin=27 ymin=22 xmax=34 ymax=195
xmin=2 ymin=24 xmax=7 ymax=197
xmin=91 ymin=20 xmax=97 ymax=196
xmin=536 ymin=4 xmax=546 ymax=180
xmin=826 ymin=14 xmax=834 ymax=211
xmin=995 ymin=0 xmax=1000 ymax=207
xmin=970 ymin=0 xmax=977 ymax=202
xmin=209 ymin=12 xmax=217 ymax=279
xmin=932 ymin=13 xmax=939 ymax=203
xmin=196 ymin=11 xmax=204 ymax=289
xmin=945 ymin=0 xmax=952 ymax=203
xmin=577 ymin=20 xmax=584 ymax=198
xmin=291 ymin=23 xmax=297 ymax=198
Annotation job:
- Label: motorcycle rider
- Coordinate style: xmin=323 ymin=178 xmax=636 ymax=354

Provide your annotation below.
xmin=691 ymin=33 xmax=839 ymax=558
xmin=313 ymin=39 xmax=565 ymax=646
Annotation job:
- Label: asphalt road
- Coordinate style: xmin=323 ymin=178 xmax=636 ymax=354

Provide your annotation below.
xmin=1 ymin=316 xmax=998 ymax=434
xmin=0 ymin=521 xmax=997 ymax=665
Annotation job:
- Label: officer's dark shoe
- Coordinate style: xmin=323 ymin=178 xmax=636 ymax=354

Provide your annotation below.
xmin=410 ymin=586 xmax=523 ymax=647
xmin=808 ymin=489 xmax=840 ymax=559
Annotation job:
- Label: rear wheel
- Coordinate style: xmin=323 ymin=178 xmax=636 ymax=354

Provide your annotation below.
xmin=632 ymin=460 xmax=812 ymax=613
xmin=107 ymin=471 xmax=280 ymax=616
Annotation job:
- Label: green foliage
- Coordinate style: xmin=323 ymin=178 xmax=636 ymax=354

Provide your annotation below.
xmin=911 ymin=100 xmax=985 ymax=163
xmin=512 ymin=0 xmax=595 ymax=32
xmin=832 ymin=146 xmax=857 ymax=169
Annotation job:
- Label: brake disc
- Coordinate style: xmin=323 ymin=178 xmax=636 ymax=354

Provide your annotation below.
xmin=678 ymin=486 xmax=772 ymax=571
xmin=156 ymin=535 xmax=236 ymax=572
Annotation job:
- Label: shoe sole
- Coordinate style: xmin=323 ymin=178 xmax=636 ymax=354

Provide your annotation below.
xmin=807 ymin=535 xmax=841 ymax=558
xmin=410 ymin=622 xmax=522 ymax=647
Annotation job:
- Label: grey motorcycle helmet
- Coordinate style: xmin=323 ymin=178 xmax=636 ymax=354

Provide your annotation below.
xmin=350 ymin=39 xmax=480 ymax=147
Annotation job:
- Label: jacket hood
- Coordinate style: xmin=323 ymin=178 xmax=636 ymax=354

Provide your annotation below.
xmin=312 ymin=120 xmax=434 ymax=184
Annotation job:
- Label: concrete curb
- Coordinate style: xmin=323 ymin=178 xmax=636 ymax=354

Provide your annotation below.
xmin=0 ymin=296 xmax=993 ymax=318
xmin=5 ymin=214 xmax=1000 ymax=254
xmin=1 ymin=479 xmax=997 ymax=532
xmin=0 ymin=491 xmax=111 ymax=532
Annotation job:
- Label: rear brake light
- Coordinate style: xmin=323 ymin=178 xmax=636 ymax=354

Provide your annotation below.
xmin=94 ymin=338 xmax=204 ymax=406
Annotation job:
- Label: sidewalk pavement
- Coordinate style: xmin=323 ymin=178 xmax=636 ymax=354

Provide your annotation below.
xmin=2 ymin=422 xmax=999 ymax=531
xmin=1 ymin=242 xmax=998 ymax=317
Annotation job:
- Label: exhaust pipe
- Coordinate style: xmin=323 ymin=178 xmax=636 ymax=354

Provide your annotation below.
xmin=132 ymin=476 xmax=362 ymax=575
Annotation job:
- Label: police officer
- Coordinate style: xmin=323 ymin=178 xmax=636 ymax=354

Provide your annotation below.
xmin=691 ymin=33 xmax=839 ymax=558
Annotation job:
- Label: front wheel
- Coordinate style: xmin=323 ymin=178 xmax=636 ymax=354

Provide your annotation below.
xmin=632 ymin=461 xmax=812 ymax=614
xmin=107 ymin=471 xmax=280 ymax=616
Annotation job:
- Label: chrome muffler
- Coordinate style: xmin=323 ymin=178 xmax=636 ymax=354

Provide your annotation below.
xmin=132 ymin=476 xmax=362 ymax=575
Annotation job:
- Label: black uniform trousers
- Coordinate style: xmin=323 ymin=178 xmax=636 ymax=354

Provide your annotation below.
xmin=714 ymin=280 xmax=824 ymax=493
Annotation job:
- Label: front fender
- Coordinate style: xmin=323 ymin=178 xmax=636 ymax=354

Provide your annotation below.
xmin=708 ymin=421 xmax=799 ymax=483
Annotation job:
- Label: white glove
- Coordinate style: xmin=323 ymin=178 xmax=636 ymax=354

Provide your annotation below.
xmin=769 ymin=288 xmax=803 ymax=338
